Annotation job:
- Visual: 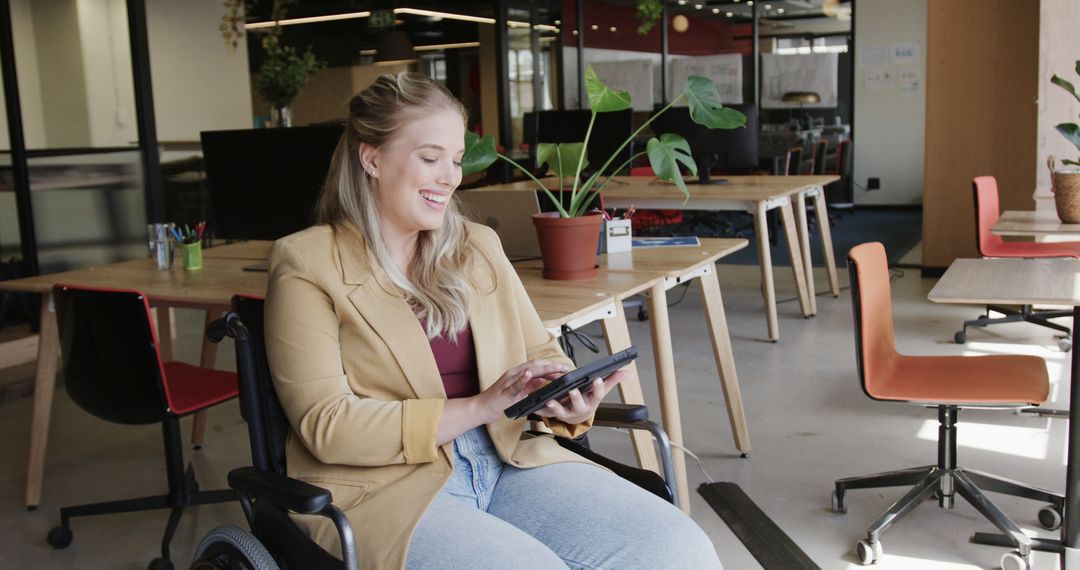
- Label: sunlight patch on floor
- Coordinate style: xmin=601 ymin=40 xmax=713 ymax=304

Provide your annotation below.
xmin=844 ymin=554 xmax=981 ymax=570
xmin=916 ymin=420 xmax=1050 ymax=460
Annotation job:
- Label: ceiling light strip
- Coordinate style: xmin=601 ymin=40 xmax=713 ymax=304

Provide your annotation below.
xmin=244 ymin=8 xmax=559 ymax=31
xmin=244 ymin=11 xmax=371 ymax=29
xmin=358 ymin=41 xmax=482 ymax=56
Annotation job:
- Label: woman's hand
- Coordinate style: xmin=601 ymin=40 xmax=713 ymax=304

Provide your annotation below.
xmin=472 ymin=359 xmax=568 ymax=425
xmin=534 ymin=369 xmax=627 ymax=426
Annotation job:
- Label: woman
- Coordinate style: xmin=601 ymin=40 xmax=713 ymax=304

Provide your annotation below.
xmin=265 ymin=71 xmax=721 ymax=570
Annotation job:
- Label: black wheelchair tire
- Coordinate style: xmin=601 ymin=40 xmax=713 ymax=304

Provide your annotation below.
xmin=190 ymin=525 xmax=279 ymax=570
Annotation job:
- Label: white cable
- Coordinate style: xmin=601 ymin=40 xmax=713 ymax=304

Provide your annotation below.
xmin=603 ymin=427 xmax=717 ymax=484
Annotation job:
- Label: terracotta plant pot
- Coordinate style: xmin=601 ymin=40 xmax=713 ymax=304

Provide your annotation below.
xmin=532 ymin=212 xmax=603 ymax=280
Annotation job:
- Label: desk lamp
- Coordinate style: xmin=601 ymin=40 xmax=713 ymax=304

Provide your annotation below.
xmin=782 ymin=91 xmax=821 ymax=131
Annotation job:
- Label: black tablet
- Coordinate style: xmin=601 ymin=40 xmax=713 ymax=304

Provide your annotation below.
xmin=504 ymin=346 xmax=639 ymax=420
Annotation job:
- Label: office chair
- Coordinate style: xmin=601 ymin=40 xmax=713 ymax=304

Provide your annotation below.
xmin=191 ymin=295 xmax=678 ymax=569
xmin=809 ymin=139 xmax=828 ymax=175
xmin=783 ymin=146 xmax=803 ymax=175
xmin=46 ymin=285 xmax=239 ymax=570
xmin=954 ymin=176 xmax=1080 ymax=350
xmin=833 ymin=243 xmax=1063 ymax=570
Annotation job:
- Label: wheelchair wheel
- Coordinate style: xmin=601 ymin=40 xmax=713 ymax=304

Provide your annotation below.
xmin=190 ymin=525 xmax=279 ymax=570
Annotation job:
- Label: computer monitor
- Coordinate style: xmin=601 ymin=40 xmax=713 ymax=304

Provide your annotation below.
xmin=523 ymin=109 xmax=634 ymax=176
xmin=648 ymin=104 xmax=758 ymax=184
xmin=201 ymin=125 xmax=344 ymax=240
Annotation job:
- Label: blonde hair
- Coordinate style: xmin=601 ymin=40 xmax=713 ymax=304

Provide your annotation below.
xmin=315 ymin=72 xmax=475 ymax=339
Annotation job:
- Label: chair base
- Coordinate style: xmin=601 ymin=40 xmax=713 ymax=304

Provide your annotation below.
xmin=47 ymin=419 xmax=236 ymax=567
xmin=833 ymin=407 xmax=1064 ymax=566
xmin=956 ymin=304 xmax=1072 ymax=349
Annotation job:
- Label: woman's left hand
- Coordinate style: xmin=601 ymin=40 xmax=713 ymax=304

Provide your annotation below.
xmin=534 ymin=369 xmax=628 ymax=425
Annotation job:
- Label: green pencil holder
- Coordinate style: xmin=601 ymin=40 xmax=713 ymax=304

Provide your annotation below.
xmin=180 ymin=240 xmax=203 ymax=271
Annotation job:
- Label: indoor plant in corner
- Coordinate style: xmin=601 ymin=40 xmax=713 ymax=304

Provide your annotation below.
xmin=1051 ymin=59 xmax=1080 ymax=222
xmin=461 ymin=66 xmax=746 ymax=280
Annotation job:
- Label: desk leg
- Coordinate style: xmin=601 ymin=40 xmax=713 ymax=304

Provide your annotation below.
xmin=698 ymin=269 xmax=751 ymax=455
xmin=795 ymin=192 xmax=817 ymax=315
xmin=25 ymin=294 xmax=59 ymax=509
xmin=811 ymin=190 xmax=840 ymax=297
xmin=1064 ymin=306 xmax=1080 ymax=567
xmin=646 ymin=282 xmax=691 ymax=513
xmin=753 ymin=203 xmax=780 ymax=342
xmin=600 ymin=302 xmax=661 ymax=475
xmin=780 ymin=201 xmax=813 ymax=317
xmin=155 ymin=307 xmax=174 ymax=362
xmin=191 ymin=311 xmax=221 ymax=447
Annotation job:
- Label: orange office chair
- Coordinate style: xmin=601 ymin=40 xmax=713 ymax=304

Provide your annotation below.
xmin=783 ymin=146 xmax=803 ymax=175
xmin=47 ymin=285 xmax=239 ymax=570
xmin=954 ymin=176 xmax=1080 ymax=350
xmin=833 ymin=242 xmax=1063 ymax=569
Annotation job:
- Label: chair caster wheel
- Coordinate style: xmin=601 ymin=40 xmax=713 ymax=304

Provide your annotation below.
xmin=1000 ymin=551 xmax=1030 ymax=570
xmin=855 ymin=539 xmax=882 ymax=565
xmin=148 ymin=557 xmax=174 ymax=570
xmin=1039 ymin=503 xmax=1063 ymax=530
xmin=1058 ymin=337 xmax=1072 ymax=352
xmin=831 ymin=490 xmax=847 ymax=513
xmin=47 ymin=525 xmax=73 ymax=549
xmin=954 ymin=331 xmax=967 ymax=344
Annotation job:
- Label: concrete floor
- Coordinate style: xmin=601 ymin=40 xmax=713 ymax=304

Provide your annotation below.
xmin=0 ymin=244 xmax=1071 ymax=569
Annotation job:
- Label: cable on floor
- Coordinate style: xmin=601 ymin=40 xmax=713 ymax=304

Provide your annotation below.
xmin=604 ymin=427 xmax=718 ymax=484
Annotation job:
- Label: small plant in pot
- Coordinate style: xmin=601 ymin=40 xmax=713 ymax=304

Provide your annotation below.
xmin=1050 ymin=59 xmax=1080 ymax=222
xmin=461 ymin=66 xmax=746 ymax=279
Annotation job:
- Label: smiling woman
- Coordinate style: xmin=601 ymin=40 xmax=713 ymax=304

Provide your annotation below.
xmin=264 ymin=72 xmax=724 ymax=568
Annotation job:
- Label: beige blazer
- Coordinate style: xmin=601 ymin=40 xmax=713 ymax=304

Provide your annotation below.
xmin=265 ymin=222 xmax=593 ymax=569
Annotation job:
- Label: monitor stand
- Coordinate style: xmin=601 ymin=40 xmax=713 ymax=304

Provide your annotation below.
xmin=687 ymin=154 xmax=728 ymax=185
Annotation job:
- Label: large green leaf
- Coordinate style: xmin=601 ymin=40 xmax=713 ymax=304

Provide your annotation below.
xmin=646 ymin=134 xmax=697 ymax=203
xmin=1052 ymin=75 xmax=1080 ymax=104
xmin=681 ymin=76 xmax=747 ymax=129
xmin=461 ymin=131 xmax=498 ymax=175
xmin=1057 ymin=123 xmax=1080 ymax=153
xmin=536 ymin=142 xmax=588 ymax=179
xmin=585 ymin=65 xmax=632 ymax=112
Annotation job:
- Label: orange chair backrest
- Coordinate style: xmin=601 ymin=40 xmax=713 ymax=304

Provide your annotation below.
xmin=848 ymin=242 xmax=900 ymax=398
xmin=972 ymin=176 xmax=1004 ymax=257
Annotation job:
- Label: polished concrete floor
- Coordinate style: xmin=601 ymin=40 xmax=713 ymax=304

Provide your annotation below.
xmin=0 ymin=244 xmax=1070 ymax=569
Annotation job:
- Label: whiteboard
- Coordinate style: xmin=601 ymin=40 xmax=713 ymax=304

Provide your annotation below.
xmin=669 ymin=54 xmax=743 ymax=105
xmin=761 ymin=53 xmax=838 ymax=109
xmin=588 ymin=59 xmax=655 ymax=112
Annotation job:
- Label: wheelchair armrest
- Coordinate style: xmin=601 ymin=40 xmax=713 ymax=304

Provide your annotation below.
xmin=228 ymin=466 xmax=332 ymax=514
xmin=594 ymin=403 xmax=649 ymax=424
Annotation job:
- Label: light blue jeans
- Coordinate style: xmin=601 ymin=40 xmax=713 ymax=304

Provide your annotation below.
xmin=406 ymin=427 xmax=722 ymax=569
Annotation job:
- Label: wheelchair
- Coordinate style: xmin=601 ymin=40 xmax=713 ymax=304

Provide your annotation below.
xmin=190 ymin=295 xmax=678 ymax=569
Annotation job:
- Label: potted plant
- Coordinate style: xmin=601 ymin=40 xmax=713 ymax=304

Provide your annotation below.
xmin=1050 ymin=59 xmax=1080 ymax=222
xmin=254 ymin=35 xmax=324 ymax=127
xmin=461 ymin=65 xmax=746 ymax=279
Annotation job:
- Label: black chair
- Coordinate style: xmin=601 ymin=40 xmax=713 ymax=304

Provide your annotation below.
xmin=191 ymin=295 xmax=678 ymax=569
xmin=46 ymin=285 xmax=239 ymax=570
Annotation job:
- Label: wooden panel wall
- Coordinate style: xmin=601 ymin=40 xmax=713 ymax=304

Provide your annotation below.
xmin=922 ymin=0 xmax=1039 ymax=270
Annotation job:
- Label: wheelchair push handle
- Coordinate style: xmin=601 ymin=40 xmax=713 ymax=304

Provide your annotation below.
xmin=207 ymin=312 xmax=250 ymax=343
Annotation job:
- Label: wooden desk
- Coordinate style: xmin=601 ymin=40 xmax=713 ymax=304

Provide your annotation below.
xmin=1 ymin=249 xmax=696 ymax=511
xmin=993 ymin=210 xmax=1080 ymax=238
xmin=201 ymin=241 xmax=273 ymax=260
xmin=928 ymin=258 xmax=1080 ymax=565
xmin=474 ymin=175 xmax=841 ymax=341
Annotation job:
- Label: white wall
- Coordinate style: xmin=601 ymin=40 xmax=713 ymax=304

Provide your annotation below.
xmin=146 ymin=0 xmax=253 ymax=143
xmin=1035 ymin=0 xmax=1080 ymax=212
xmin=852 ymin=0 xmax=927 ymax=205
xmin=77 ymin=0 xmax=137 ymax=147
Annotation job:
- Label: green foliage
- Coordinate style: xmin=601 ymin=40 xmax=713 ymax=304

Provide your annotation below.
xmin=254 ymin=36 xmax=324 ymax=108
xmin=635 ymin=0 xmax=664 ymax=35
xmin=1051 ymin=59 xmax=1080 ymax=165
xmin=462 ymin=65 xmax=747 ymax=217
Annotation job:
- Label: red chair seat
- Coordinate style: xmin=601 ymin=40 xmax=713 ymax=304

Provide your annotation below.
xmin=981 ymin=240 xmax=1080 ymax=258
xmin=868 ymin=353 xmax=1049 ymax=405
xmin=162 ymin=361 xmax=239 ymax=416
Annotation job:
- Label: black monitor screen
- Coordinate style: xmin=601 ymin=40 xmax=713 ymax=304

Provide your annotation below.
xmin=201 ymin=124 xmax=344 ymax=240
xmin=523 ymin=109 xmax=634 ymax=176
xmin=649 ymin=104 xmax=757 ymax=183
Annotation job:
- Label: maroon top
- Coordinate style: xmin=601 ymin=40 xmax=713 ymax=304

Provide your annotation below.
xmin=426 ymin=322 xmax=480 ymax=398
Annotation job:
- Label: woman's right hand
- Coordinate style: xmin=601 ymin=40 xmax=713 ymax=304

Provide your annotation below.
xmin=472 ymin=359 xmax=568 ymax=424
